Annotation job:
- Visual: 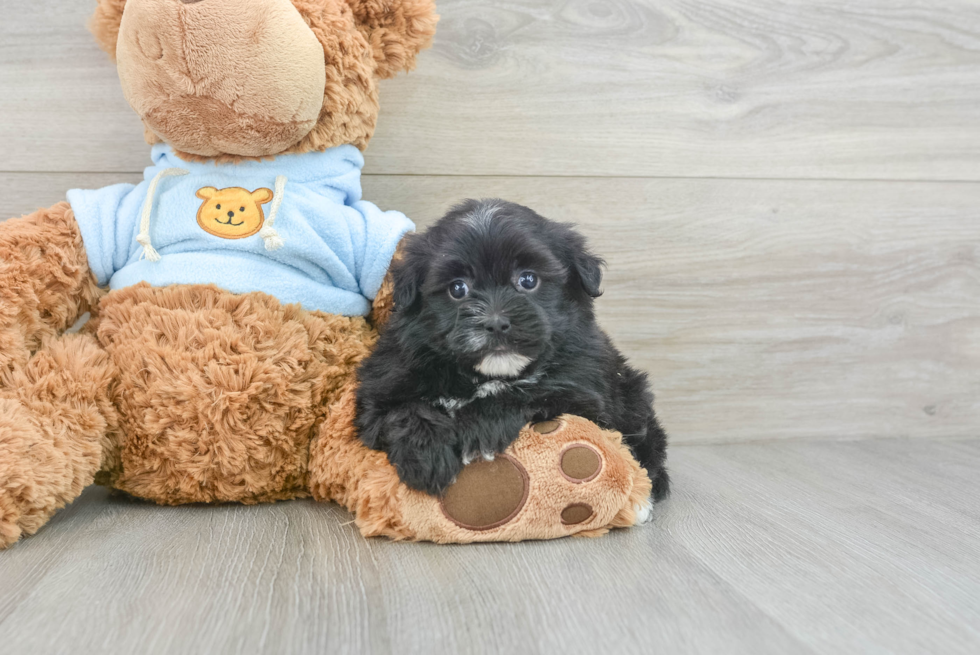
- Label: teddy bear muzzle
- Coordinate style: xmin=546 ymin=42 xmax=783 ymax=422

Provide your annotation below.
xmin=114 ymin=0 xmax=327 ymax=157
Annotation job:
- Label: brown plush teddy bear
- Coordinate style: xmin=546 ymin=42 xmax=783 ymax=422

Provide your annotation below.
xmin=0 ymin=0 xmax=651 ymax=549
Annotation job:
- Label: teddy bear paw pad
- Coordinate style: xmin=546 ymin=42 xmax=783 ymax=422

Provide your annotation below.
xmin=440 ymin=454 xmax=529 ymax=530
xmin=531 ymin=419 xmax=561 ymax=434
xmin=559 ymin=443 xmax=602 ymax=483
xmin=560 ymin=503 xmax=595 ymax=525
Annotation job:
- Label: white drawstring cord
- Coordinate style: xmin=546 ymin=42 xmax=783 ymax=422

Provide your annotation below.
xmin=259 ymin=175 xmax=287 ymax=251
xmin=137 ymin=169 xmax=283 ymax=259
xmin=137 ymin=167 xmax=189 ymax=262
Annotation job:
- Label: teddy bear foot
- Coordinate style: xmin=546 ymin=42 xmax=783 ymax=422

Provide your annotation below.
xmin=0 ymin=483 xmax=22 ymax=549
xmin=0 ymin=334 xmax=116 ymax=549
xmin=0 ymin=398 xmax=52 ymax=549
xmin=396 ymin=415 xmax=654 ymax=543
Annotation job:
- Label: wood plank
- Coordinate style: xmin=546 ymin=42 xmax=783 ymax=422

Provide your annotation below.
xmin=0 ymin=488 xmax=390 ymax=654
xmin=664 ymin=438 xmax=980 ymax=655
xmin=2 ymin=1 xmax=980 ymax=179
xmin=2 ymin=172 xmax=979 ymax=444
xmin=0 ymin=0 xmax=147 ymax=173
xmin=1 ymin=172 xmax=144 ymax=219
xmin=0 ymin=488 xmax=387 ymax=653
xmin=1 ymin=439 xmax=978 ymax=654
xmin=363 ymin=518 xmax=808 ymax=655
xmin=0 ymin=488 xmax=807 ymax=655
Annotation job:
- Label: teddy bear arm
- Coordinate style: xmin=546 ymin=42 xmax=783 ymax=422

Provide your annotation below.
xmin=368 ymin=268 xmax=396 ymax=330
xmin=367 ymin=235 xmax=411 ymax=331
xmin=0 ymin=202 xmax=103 ymax=373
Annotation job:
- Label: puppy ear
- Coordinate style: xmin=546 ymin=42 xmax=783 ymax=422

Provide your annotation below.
xmin=196 ymin=187 xmax=218 ymax=200
xmin=392 ymin=234 xmax=428 ymax=311
xmin=571 ymin=248 xmax=605 ymax=298
xmin=550 ymin=223 xmax=604 ymax=298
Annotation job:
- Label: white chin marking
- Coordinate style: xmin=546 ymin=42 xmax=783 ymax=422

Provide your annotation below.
xmin=634 ymin=499 xmax=654 ymax=525
xmin=475 ymin=353 xmax=532 ymax=378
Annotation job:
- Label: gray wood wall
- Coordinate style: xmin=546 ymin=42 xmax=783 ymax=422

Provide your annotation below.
xmin=2 ymin=0 xmax=978 ymax=444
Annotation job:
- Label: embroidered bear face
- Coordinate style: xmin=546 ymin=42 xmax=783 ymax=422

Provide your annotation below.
xmin=196 ymin=186 xmax=274 ymax=240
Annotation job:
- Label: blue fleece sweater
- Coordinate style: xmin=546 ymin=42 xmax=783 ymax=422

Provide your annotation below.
xmin=67 ymin=144 xmax=414 ymax=316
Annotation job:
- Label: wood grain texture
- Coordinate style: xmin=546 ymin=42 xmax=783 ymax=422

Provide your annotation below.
xmin=2 ymin=1 xmax=980 ymax=179
xmin=661 ymin=438 xmax=980 ymax=655
xmin=2 ymin=2 xmax=979 ymax=653
xmin=1 ymin=439 xmax=978 ymax=654
xmin=6 ymin=172 xmax=976 ymax=444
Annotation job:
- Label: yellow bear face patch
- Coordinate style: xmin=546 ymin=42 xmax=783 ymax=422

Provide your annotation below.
xmin=196 ymin=186 xmax=274 ymax=239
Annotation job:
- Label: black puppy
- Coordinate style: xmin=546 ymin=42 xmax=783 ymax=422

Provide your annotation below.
xmin=355 ymin=199 xmax=669 ymax=507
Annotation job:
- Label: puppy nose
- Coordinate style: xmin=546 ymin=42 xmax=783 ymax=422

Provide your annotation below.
xmin=484 ymin=315 xmax=511 ymax=334
xmin=227 ymin=210 xmax=235 ymax=218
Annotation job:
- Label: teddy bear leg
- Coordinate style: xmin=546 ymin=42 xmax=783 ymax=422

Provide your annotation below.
xmin=0 ymin=333 xmax=118 ymax=549
xmin=309 ymin=383 xmax=417 ymax=540
xmin=308 ymin=384 xmax=653 ymax=543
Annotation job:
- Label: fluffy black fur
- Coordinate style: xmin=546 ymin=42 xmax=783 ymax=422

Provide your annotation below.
xmin=355 ymin=199 xmax=669 ymax=499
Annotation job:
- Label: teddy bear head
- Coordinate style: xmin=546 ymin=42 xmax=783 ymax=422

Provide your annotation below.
xmin=90 ymin=0 xmax=437 ymax=160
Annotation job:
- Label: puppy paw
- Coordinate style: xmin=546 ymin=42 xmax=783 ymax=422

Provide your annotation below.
xmin=461 ymin=449 xmax=496 ymax=466
xmin=387 ymin=441 xmax=462 ymax=497
xmin=633 ymin=498 xmax=654 ymax=525
xmin=395 ymin=415 xmax=651 ymax=542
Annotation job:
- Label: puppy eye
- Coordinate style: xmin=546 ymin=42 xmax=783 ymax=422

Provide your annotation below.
xmin=216 ymin=204 xmax=222 ymax=210
xmin=240 ymin=207 xmax=246 ymax=212
xmin=449 ymin=279 xmax=469 ymax=300
xmin=518 ymin=271 xmax=538 ymax=291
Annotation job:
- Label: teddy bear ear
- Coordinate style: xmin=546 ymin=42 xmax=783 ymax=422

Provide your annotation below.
xmin=89 ymin=0 xmax=128 ymax=60
xmin=345 ymin=0 xmax=439 ymax=79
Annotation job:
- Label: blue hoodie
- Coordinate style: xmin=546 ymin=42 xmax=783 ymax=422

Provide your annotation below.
xmin=67 ymin=144 xmax=414 ymax=316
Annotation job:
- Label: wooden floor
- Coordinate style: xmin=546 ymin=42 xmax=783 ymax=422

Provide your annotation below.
xmin=2 ymin=1 xmax=979 ymax=653
xmin=1 ymin=438 xmax=978 ymax=655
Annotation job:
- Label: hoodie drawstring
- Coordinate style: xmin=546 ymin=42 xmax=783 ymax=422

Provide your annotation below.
xmin=260 ymin=175 xmax=287 ymax=251
xmin=137 ymin=169 xmax=286 ymax=261
xmin=137 ymin=167 xmax=189 ymax=262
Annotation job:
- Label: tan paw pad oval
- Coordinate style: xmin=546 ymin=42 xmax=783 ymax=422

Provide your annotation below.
xmin=561 ymin=503 xmax=594 ymax=525
xmin=440 ymin=454 xmax=529 ymax=531
xmin=560 ymin=444 xmax=602 ymax=483
xmin=532 ymin=419 xmax=561 ymax=434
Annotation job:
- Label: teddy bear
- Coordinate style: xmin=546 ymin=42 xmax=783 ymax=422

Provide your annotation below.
xmin=0 ymin=0 xmax=652 ymax=550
